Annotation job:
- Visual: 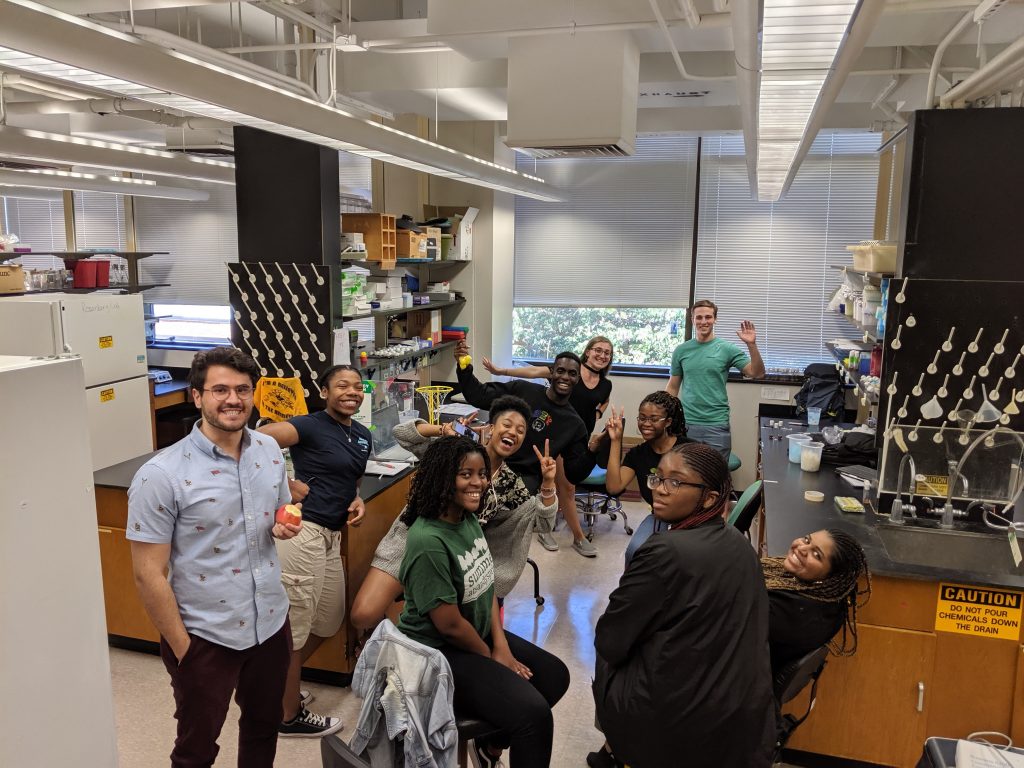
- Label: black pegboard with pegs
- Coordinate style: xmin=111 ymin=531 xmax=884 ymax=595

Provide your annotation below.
xmin=228 ymin=262 xmax=343 ymax=412
xmin=878 ymin=278 xmax=1024 ymax=440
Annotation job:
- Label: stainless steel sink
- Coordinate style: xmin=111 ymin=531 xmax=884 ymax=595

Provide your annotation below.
xmin=875 ymin=523 xmax=1021 ymax=576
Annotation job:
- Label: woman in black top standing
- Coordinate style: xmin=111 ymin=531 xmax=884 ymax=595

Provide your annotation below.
xmin=483 ymin=336 xmax=614 ymax=557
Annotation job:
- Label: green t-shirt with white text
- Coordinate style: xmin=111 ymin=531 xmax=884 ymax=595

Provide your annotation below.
xmin=670 ymin=336 xmax=750 ymax=426
xmin=398 ymin=514 xmax=495 ymax=649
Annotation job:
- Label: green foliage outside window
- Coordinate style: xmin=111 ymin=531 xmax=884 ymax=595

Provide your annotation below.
xmin=512 ymin=307 xmax=687 ymax=367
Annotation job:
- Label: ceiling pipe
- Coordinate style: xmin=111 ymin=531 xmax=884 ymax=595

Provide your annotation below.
xmin=647 ymin=0 xmax=735 ymax=81
xmin=926 ymin=9 xmax=976 ymax=107
xmin=940 ymin=35 xmax=1024 ymax=105
xmin=884 ymin=0 xmax=978 ymax=12
xmin=730 ymin=0 xmax=760 ymax=193
xmin=254 ymin=0 xmax=335 ymax=39
xmin=4 ymin=97 xmax=224 ymax=129
xmin=778 ymin=0 xmax=888 ymax=198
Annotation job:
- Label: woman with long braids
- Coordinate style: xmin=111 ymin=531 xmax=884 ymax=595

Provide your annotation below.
xmin=350 ymin=395 xmax=557 ymax=630
xmin=762 ymin=528 xmax=871 ymax=675
xmin=483 ymin=336 xmax=614 ymax=556
xmin=397 ymin=437 xmax=570 ymax=768
xmin=592 ymin=442 xmax=774 ymax=768
xmin=602 ymin=390 xmax=694 ymax=564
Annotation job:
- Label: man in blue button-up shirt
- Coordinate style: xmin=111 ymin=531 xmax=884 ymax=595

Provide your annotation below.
xmin=128 ymin=347 xmax=301 ymax=768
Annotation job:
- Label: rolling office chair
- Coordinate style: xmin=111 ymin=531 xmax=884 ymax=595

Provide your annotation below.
xmin=573 ymin=467 xmax=632 ymax=540
xmin=772 ymin=645 xmax=831 ymax=761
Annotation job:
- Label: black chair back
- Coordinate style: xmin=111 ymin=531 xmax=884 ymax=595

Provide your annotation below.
xmin=320 ymin=734 xmax=372 ymax=768
xmin=774 ymin=645 xmax=829 ymax=705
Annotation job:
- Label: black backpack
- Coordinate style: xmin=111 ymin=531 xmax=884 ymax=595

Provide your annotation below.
xmin=794 ymin=363 xmax=846 ymax=418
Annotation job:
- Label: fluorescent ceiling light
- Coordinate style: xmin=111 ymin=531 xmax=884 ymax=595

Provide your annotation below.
xmin=0 ymin=0 xmax=559 ymax=202
xmin=0 ymin=168 xmax=209 ymax=201
xmin=756 ymin=0 xmax=860 ymax=201
xmin=0 ymin=125 xmax=236 ymax=185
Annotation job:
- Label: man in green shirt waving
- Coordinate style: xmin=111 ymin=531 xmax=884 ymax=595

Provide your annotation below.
xmin=666 ymin=299 xmax=765 ymax=459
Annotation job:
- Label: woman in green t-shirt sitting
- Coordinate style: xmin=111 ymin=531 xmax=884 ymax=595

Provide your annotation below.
xmin=398 ymin=436 xmax=570 ymax=768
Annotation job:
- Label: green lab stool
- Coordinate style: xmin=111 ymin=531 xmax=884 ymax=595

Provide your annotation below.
xmin=728 ymin=480 xmax=763 ymax=534
xmin=728 ymin=452 xmax=742 ymax=472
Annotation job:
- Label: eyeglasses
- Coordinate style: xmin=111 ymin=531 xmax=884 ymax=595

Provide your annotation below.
xmin=203 ymin=385 xmax=254 ymax=400
xmin=646 ymin=474 xmax=707 ymax=492
xmin=636 ymin=415 xmax=667 ymax=425
xmin=590 ymin=348 xmax=612 ymax=357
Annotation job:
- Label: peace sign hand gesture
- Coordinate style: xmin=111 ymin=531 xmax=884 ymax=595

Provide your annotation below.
xmin=532 ymin=439 xmax=557 ymax=485
xmin=606 ymin=405 xmax=625 ymax=442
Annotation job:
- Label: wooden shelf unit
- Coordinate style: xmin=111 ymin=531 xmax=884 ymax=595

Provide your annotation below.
xmin=342 ymin=213 xmax=396 ymax=266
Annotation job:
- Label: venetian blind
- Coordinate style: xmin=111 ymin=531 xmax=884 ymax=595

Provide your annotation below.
xmin=0 ymin=194 xmax=67 ymax=269
xmin=513 ymin=136 xmax=699 ymax=307
xmin=695 ymin=133 xmax=880 ymax=371
xmin=133 ymin=181 xmax=239 ymax=305
xmin=73 ymin=191 xmax=127 ymax=250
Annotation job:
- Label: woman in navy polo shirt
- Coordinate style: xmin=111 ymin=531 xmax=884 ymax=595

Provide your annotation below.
xmin=258 ymin=364 xmax=371 ymax=736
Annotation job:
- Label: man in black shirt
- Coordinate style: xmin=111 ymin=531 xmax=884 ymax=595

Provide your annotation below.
xmin=455 ymin=341 xmax=599 ymax=557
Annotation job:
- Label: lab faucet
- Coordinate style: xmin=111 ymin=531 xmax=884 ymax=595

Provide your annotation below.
xmin=941 ymin=460 xmax=969 ymax=529
xmin=889 ymin=453 xmax=918 ymax=525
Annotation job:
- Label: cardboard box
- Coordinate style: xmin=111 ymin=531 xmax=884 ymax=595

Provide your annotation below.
xmin=422 ymin=206 xmax=479 ymax=262
xmin=0 ymin=263 xmax=25 ymax=294
xmin=404 ymin=309 xmax=443 ymax=344
xmin=396 ymin=230 xmax=428 ymax=258
xmin=423 ymin=226 xmax=442 ymax=260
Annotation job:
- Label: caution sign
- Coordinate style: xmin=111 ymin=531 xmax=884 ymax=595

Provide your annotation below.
xmin=99 ymin=388 xmax=115 ymax=402
xmin=254 ymin=377 xmax=309 ymax=423
xmin=935 ymin=582 xmax=1023 ymax=640
xmin=98 ymin=335 xmax=113 ymax=349
xmin=914 ymin=474 xmax=948 ymax=496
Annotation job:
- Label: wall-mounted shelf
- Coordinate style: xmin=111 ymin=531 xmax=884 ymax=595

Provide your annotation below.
xmin=358 ymin=340 xmax=456 ymax=379
xmin=9 ymin=251 xmax=169 ymax=295
xmin=338 ymin=298 xmax=465 ymax=323
xmin=825 ymin=342 xmax=879 ymax=404
xmin=830 ymin=264 xmax=894 ymax=283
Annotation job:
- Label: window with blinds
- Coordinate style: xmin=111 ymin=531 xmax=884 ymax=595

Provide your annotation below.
xmin=696 ymin=133 xmax=880 ymax=372
xmin=73 ymin=191 xmax=127 ymax=250
xmin=134 ymin=181 xmax=239 ymax=306
xmin=1 ymin=194 xmax=67 ymax=269
xmin=514 ymin=136 xmax=698 ymax=307
xmin=512 ymin=136 xmax=698 ymax=366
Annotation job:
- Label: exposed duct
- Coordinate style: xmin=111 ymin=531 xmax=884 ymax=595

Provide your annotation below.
xmin=3 ymin=97 xmax=225 ymax=130
xmin=505 ymin=32 xmax=639 ymax=158
xmin=730 ymin=0 xmax=761 ymax=192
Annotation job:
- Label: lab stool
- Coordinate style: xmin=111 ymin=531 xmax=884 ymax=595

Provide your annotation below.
xmin=573 ymin=468 xmax=632 ymax=541
xmin=456 ymin=716 xmax=502 ymax=768
xmin=728 ymin=452 xmax=742 ymax=472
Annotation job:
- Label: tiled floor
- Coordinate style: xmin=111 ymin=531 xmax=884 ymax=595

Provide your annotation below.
xmin=110 ymin=501 xmax=800 ymax=766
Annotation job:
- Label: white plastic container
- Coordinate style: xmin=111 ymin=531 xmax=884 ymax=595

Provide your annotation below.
xmin=801 ymin=442 xmax=824 ymax=472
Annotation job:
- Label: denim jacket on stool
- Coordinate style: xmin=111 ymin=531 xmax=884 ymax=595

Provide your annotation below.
xmin=350 ymin=619 xmax=457 ymax=768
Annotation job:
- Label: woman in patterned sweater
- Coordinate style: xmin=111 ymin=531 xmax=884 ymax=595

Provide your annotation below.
xmin=351 ymin=395 xmax=557 ymax=629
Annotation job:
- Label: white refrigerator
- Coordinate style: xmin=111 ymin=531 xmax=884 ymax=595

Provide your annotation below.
xmin=0 ymin=355 xmax=119 ymax=767
xmin=0 ymin=293 xmax=152 ymax=469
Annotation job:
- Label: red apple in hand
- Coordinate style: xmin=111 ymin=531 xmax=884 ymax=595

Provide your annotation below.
xmin=276 ymin=504 xmax=302 ymax=527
